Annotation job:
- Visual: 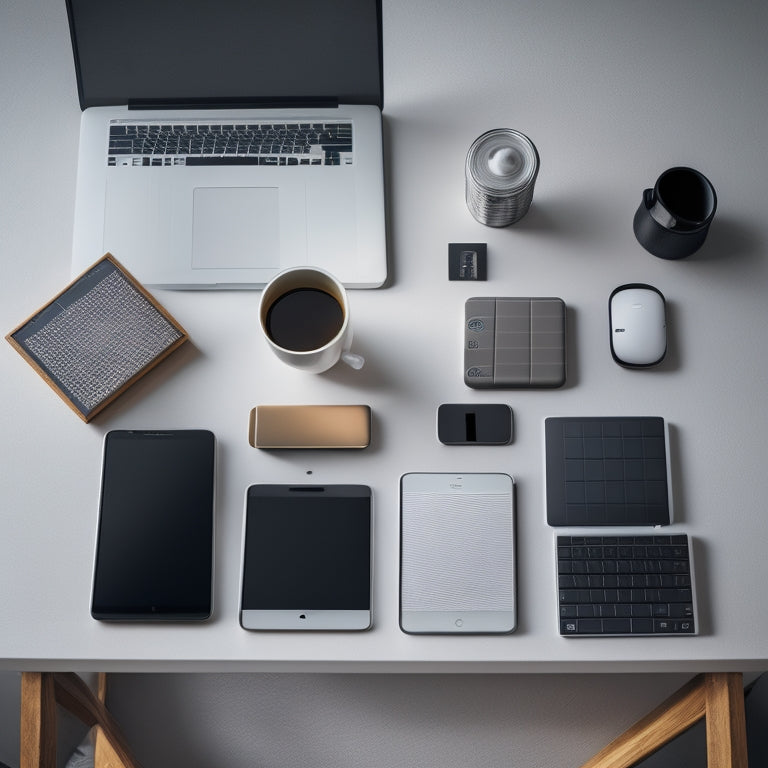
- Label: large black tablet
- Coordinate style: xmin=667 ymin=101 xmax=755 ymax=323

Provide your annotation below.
xmin=240 ymin=484 xmax=372 ymax=631
xmin=91 ymin=430 xmax=215 ymax=620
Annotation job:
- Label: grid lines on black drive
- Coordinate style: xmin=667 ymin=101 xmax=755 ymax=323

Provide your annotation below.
xmin=545 ymin=417 xmax=670 ymax=527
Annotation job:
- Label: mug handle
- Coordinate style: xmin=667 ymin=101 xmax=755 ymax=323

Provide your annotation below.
xmin=341 ymin=333 xmax=365 ymax=370
xmin=341 ymin=351 xmax=365 ymax=370
xmin=646 ymin=188 xmax=677 ymax=229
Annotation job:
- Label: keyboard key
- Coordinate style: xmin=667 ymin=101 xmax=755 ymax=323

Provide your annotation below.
xmin=632 ymin=617 xmax=654 ymax=634
xmin=603 ymin=618 xmax=632 ymax=634
xmin=560 ymin=619 xmax=579 ymax=634
xmin=578 ymin=619 xmax=603 ymax=634
xmin=654 ymin=619 xmax=695 ymax=633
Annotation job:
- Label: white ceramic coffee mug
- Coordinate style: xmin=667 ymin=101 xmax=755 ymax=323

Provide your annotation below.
xmin=258 ymin=266 xmax=364 ymax=373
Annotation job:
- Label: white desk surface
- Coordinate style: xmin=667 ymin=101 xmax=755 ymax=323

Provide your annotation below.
xmin=1 ymin=0 xmax=767 ymax=673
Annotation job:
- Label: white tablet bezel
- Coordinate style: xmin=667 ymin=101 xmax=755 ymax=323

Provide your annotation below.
xmin=240 ymin=609 xmax=371 ymax=631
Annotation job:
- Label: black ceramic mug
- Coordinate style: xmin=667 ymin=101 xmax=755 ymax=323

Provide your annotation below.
xmin=633 ymin=167 xmax=717 ymax=259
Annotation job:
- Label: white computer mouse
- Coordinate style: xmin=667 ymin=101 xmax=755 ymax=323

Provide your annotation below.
xmin=609 ymin=284 xmax=667 ymax=367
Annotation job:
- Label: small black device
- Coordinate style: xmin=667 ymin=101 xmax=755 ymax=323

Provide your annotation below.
xmin=448 ymin=243 xmax=487 ymax=280
xmin=437 ymin=403 xmax=513 ymax=445
xmin=240 ymin=485 xmax=372 ymax=630
xmin=91 ymin=430 xmax=216 ymax=621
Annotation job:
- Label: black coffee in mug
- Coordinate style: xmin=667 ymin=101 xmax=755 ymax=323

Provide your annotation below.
xmin=265 ymin=287 xmax=344 ymax=351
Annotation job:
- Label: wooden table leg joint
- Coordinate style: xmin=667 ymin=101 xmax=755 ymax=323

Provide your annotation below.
xmin=577 ymin=672 xmax=748 ymax=768
xmin=20 ymin=671 xmax=142 ymax=768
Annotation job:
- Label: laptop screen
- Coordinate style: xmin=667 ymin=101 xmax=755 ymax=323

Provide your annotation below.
xmin=66 ymin=0 xmax=383 ymax=110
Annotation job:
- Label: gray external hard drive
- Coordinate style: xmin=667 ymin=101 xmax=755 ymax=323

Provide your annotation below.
xmin=464 ymin=297 xmax=566 ymax=388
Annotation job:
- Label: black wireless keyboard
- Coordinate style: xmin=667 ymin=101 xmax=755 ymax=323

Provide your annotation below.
xmin=557 ymin=534 xmax=697 ymax=636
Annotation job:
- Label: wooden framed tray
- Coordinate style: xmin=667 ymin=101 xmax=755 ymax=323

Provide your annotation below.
xmin=6 ymin=253 xmax=188 ymax=422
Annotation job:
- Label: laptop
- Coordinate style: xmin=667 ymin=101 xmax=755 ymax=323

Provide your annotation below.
xmin=65 ymin=0 xmax=387 ymax=289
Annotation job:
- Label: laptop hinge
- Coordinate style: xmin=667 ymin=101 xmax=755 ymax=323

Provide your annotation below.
xmin=127 ymin=96 xmax=340 ymax=110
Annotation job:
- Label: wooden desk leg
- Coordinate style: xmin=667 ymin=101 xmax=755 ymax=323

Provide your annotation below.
xmin=578 ymin=674 xmax=707 ymax=768
xmin=52 ymin=673 xmax=141 ymax=768
xmin=704 ymin=673 xmax=748 ymax=768
xmin=20 ymin=672 xmax=141 ymax=768
xmin=20 ymin=672 xmax=57 ymax=768
xmin=577 ymin=672 xmax=748 ymax=768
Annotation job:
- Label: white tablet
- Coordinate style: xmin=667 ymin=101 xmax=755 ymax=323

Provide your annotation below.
xmin=400 ymin=472 xmax=516 ymax=634
xmin=240 ymin=484 xmax=372 ymax=631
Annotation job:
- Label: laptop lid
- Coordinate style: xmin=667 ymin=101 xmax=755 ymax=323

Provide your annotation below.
xmin=66 ymin=0 xmax=383 ymax=111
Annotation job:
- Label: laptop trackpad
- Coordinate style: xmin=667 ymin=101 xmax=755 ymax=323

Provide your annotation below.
xmin=192 ymin=186 xmax=280 ymax=269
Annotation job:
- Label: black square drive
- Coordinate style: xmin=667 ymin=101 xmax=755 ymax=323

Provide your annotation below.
xmin=545 ymin=416 xmax=671 ymax=527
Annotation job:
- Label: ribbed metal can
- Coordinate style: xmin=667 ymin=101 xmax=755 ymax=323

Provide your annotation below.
xmin=465 ymin=128 xmax=539 ymax=227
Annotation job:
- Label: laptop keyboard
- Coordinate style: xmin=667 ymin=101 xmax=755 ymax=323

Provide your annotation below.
xmin=557 ymin=534 xmax=697 ymax=636
xmin=107 ymin=122 xmax=353 ymax=167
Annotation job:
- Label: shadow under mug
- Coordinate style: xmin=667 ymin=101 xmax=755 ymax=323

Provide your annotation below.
xmin=633 ymin=167 xmax=717 ymax=259
xmin=258 ymin=266 xmax=364 ymax=374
